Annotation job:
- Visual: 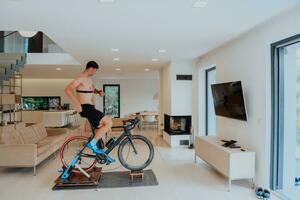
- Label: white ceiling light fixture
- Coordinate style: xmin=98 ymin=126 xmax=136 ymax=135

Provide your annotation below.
xmin=111 ymin=48 xmax=119 ymax=52
xmin=113 ymin=58 xmax=120 ymax=61
xmin=56 ymin=67 xmax=62 ymax=71
xmin=18 ymin=31 xmax=38 ymax=38
xmin=151 ymin=58 xmax=158 ymax=62
xmin=115 ymin=68 xmax=121 ymax=71
xmin=144 ymin=68 xmax=150 ymax=71
xmin=158 ymin=49 xmax=166 ymax=53
xmin=192 ymin=1 xmax=208 ymax=8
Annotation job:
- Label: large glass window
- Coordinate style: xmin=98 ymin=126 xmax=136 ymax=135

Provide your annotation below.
xmin=271 ymin=34 xmax=300 ymax=199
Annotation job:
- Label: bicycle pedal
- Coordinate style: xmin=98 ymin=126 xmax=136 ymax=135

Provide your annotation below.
xmin=97 ymin=159 xmax=106 ymax=164
xmin=96 ymin=156 xmax=106 ymax=164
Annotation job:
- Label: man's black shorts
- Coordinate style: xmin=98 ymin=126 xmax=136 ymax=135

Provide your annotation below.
xmin=79 ymin=104 xmax=105 ymax=128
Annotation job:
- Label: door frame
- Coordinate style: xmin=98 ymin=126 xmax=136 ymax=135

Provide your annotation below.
xmin=103 ymin=84 xmax=120 ymax=118
xmin=205 ymin=66 xmax=216 ymax=136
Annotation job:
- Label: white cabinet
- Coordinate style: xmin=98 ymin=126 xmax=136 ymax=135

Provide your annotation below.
xmin=195 ymin=136 xmax=255 ymax=191
xmin=43 ymin=110 xmax=76 ymax=127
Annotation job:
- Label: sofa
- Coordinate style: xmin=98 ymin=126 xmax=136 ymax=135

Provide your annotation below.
xmin=0 ymin=122 xmax=69 ymax=175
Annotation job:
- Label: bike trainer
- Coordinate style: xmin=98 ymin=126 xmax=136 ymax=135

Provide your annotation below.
xmin=52 ymin=168 xmax=156 ymax=190
xmin=53 ymin=167 xmax=102 ymax=190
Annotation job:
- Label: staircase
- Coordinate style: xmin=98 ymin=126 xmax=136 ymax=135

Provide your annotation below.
xmin=0 ymin=53 xmax=26 ymax=83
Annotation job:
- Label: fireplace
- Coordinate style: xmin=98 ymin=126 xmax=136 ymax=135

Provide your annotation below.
xmin=164 ymin=114 xmax=191 ymax=135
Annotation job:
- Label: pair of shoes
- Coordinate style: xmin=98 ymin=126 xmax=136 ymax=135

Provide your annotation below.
xmin=295 ymin=177 xmax=300 ymax=186
xmin=255 ymin=188 xmax=264 ymax=199
xmin=255 ymin=187 xmax=270 ymax=199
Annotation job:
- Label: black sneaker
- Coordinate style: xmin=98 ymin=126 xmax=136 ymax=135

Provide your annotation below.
xmin=263 ymin=189 xmax=270 ymax=199
xmin=255 ymin=187 xmax=264 ymax=199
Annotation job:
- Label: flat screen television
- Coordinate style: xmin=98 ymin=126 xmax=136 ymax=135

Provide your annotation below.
xmin=211 ymin=81 xmax=247 ymax=121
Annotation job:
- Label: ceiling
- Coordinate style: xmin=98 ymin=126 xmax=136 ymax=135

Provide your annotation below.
xmin=1 ymin=0 xmax=300 ymax=78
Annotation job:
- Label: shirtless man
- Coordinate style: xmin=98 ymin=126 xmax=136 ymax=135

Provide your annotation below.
xmin=64 ymin=61 xmax=115 ymax=163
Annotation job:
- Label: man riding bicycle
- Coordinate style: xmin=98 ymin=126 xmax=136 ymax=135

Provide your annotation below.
xmin=64 ymin=61 xmax=115 ymax=164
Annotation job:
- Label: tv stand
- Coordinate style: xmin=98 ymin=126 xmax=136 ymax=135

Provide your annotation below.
xmin=194 ymin=136 xmax=255 ymax=191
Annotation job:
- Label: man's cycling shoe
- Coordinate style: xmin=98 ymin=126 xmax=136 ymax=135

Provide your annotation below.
xmin=86 ymin=142 xmax=105 ymax=155
xmin=106 ymin=156 xmax=116 ymax=165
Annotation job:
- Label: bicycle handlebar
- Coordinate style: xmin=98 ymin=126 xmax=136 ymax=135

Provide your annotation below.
xmin=111 ymin=117 xmax=140 ymax=131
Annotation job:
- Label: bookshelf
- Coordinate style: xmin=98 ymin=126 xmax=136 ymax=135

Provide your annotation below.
xmin=0 ymin=74 xmax=22 ymax=126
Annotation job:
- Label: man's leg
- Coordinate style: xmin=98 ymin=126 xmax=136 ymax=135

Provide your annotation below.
xmin=92 ymin=116 xmax=115 ymax=164
xmin=94 ymin=116 xmax=113 ymax=140
xmin=87 ymin=116 xmax=114 ymax=158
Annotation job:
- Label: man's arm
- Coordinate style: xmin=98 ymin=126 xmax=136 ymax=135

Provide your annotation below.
xmin=64 ymin=78 xmax=82 ymax=112
xmin=92 ymin=85 xmax=105 ymax=97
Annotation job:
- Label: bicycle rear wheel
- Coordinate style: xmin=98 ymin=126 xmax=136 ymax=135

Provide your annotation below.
xmin=60 ymin=136 xmax=97 ymax=173
xmin=118 ymin=135 xmax=154 ymax=171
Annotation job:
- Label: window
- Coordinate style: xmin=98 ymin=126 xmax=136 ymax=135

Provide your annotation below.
xmin=103 ymin=84 xmax=120 ymax=118
xmin=271 ymin=34 xmax=300 ymax=199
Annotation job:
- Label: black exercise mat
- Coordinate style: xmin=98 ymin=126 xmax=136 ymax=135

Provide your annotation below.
xmin=99 ymin=169 xmax=158 ymax=188
xmin=52 ymin=169 xmax=158 ymax=190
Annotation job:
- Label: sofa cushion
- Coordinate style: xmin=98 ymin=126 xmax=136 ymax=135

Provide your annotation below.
xmin=0 ymin=124 xmax=16 ymax=144
xmin=37 ymin=143 xmax=50 ymax=156
xmin=16 ymin=122 xmax=26 ymax=129
xmin=38 ymin=134 xmax=65 ymax=148
xmin=2 ymin=130 xmax=24 ymax=144
xmin=37 ymin=138 xmax=51 ymax=147
xmin=17 ymin=126 xmax=40 ymax=144
xmin=31 ymin=123 xmax=48 ymax=141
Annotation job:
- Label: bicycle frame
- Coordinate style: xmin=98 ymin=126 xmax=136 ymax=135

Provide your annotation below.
xmin=77 ymin=123 xmax=136 ymax=161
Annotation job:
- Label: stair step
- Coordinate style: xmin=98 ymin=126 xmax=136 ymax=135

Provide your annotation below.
xmin=0 ymin=53 xmax=26 ymax=85
xmin=0 ymin=53 xmax=25 ymax=60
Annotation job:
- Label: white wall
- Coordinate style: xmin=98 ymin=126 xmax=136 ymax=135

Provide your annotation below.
xmin=196 ymin=6 xmax=300 ymax=187
xmin=22 ymin=78 xmax=159 ymax=117
xmin=159 ymin=63 xmax=171 ymax=119
xmin=26 ymin=53 xmax=80 ymax=65
xmin=170 ymin=60 xmax=196 ymax=116
xmin=22 ymin=79 xmax=72 ymax=105
xmin=93 ymin=78 xmax=159 ymax=117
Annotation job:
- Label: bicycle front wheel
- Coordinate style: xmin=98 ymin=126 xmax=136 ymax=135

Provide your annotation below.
xmin=118 ymin=135 xmax=154 ymax=171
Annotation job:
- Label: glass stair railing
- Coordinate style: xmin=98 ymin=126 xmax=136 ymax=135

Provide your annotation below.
xmin=0 ymin=31 xmax=27 ymax=84
xmin=0 ymin=53 xmax=26 ymax=84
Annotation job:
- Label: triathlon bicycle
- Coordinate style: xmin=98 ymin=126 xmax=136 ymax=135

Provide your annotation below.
xmin=59 ymin=117 xmax=154 ymax=180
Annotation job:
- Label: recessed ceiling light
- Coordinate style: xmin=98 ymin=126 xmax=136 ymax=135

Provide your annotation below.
xmin=144 ymin=68 xmax=150 ymax=71
xmin=98 ymin=0 xmax=115 ymax=4
xmin=158 ymin=49 xmax=166 ymax=53
xmin=56 ymin=67 xmax=61 ymax=71
xmin=113 ymin=58 xmax=120 ymax=61
xmin=115 ymin=68 xmax=121 ymax=71
xmin=192 ymin=1 xmax=208 ymax=8
xmin=152 ymin=58 xmax=158 ymax=62
xmin=111 ymin=48 xmax=119 ymax=52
